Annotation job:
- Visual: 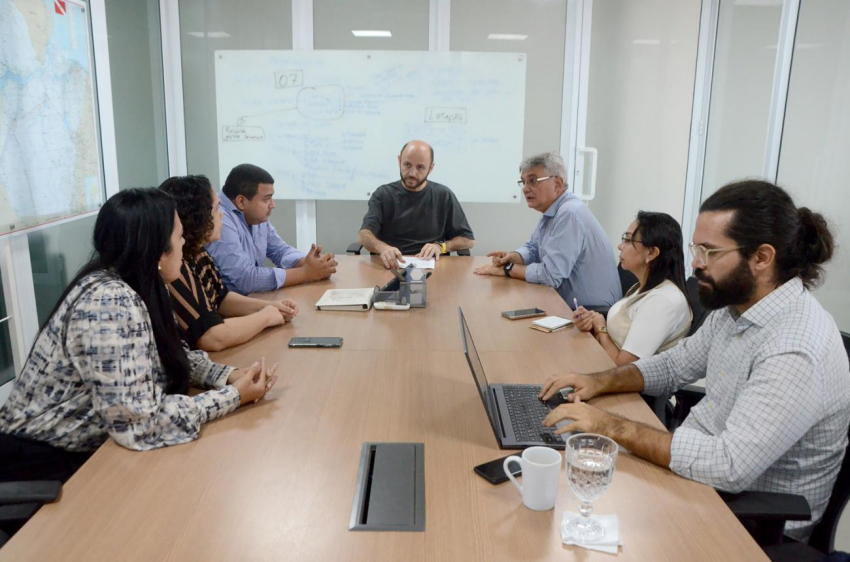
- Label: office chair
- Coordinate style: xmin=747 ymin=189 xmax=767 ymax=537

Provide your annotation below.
xmin=685 ymin=275 xmax=709 ymax=337
xmin=580 ymin=264 xmax=637 ymax=319
xmin=0 ymin=481 xmax=62 ymax=547
xmin=671 ymin=331 xmax=850 ymax=560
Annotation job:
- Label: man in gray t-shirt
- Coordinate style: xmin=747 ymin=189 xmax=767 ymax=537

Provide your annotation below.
xmin=358 ymin=140 xmax=475 ymax=269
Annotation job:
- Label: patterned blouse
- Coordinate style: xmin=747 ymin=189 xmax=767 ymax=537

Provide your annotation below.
xmin=167 ymin=250 xmax=229 ymax=348
xmin=0 ymin=271 xmax=240 ymax=453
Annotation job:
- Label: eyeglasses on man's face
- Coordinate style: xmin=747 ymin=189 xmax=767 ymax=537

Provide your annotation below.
xmin=517 ymin=176 xmax=557 ymax=188
xmin=688 ymin=243 xmax=744 ymax=266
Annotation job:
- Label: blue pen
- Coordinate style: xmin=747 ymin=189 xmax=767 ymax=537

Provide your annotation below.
xmin=573 ymin=298 xmax=580 ymax=320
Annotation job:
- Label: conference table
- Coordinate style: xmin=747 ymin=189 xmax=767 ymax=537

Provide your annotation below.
xmin=1 ymin=256 xmax=766 ymax=561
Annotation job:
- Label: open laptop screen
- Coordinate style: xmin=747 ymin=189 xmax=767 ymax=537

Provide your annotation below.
xmin=457 ymin=307 xmax=501 ymax=439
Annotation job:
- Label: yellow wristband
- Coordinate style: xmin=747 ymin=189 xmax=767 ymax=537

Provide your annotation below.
xmin=440 ymin=242 xmax=447 ymax=254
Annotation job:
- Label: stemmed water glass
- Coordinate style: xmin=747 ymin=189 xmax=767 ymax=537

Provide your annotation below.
xmin=562 ymin=433 xmax=618 ymax=544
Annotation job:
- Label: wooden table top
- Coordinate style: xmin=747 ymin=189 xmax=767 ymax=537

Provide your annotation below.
xmin=1 ymin=256 xmax=765 ymax=561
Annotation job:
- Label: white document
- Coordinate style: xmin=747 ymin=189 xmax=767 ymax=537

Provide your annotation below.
xmin=316 ymin=288 xmax=375 ymax=311
xmin=531 ymin=316 xmax=573 ymax=332
xmin=398 ymin=257 xmax=435 ymax=270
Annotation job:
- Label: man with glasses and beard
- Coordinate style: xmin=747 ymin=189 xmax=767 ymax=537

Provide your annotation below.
xmin=358 ymin=140 xmax=475 ymax=269
xmin=537 ymin=180 xmax=849 ymax=541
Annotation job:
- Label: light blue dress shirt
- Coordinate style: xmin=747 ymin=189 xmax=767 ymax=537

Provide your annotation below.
xmin=206 ymin=192 xmax=305 ymax=294
xmin=515 ymin=192 xmax=621 ymax=308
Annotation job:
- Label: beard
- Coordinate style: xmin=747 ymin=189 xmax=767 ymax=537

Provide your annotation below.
xmin=400 ymin=171 xmax=429 ymax=191
xmin=694 ymin=258 xmax=756 ymax=310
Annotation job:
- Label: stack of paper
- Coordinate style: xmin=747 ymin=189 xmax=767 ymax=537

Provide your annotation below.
xmin=530 ymin=316 xmax=573 ymax=333
xmin=398 ymin=257 xmax=435 ymax=270
xmin=316 ymin=288 xmax=375 ymax=311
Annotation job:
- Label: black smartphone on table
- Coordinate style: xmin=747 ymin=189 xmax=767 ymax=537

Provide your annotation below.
xmin=501 ymin=308 xmax=546 ymax=320
xmin=288 ymin=337 xmax=343 ymax=348
xmin=474 ymin=454 xmax=522 ymax=485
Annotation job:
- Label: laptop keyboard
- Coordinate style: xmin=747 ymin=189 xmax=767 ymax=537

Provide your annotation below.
xmin=502 ymin=385 xmax=562 ymax=444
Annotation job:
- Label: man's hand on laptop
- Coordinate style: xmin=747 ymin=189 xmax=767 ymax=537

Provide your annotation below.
xmin=542 ymin=395 xmax=614 ymax=435
xmin=379 ymin=246 xmax=403 ymax=269
xmin=539 ymin=373 xmax=601 ymax=403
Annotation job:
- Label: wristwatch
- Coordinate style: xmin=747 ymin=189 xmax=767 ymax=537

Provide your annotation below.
xmin=504 ymin=262 xmax=514 ymax=277
xmin=592 ymin=326 xmax=609 ymax=337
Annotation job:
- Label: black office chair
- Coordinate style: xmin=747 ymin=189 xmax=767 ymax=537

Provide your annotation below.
xmin=672 ymin=331 xmax=850 ymax=560
xmin=582 ymin=264 xmax=637 ymax=319
xmin=346 ymin=242 xmax=470 ymax=257
xmin=685 ymin=275 xmax=709 ymax=337
xmin=0 ymin=481 xmax=62 ymax=547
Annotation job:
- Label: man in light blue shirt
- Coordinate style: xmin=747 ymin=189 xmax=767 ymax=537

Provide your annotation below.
xmin=474 ymin=152 xmax=621 ymax=308
xmin=206 ymin=164 xmax=337 ymax=294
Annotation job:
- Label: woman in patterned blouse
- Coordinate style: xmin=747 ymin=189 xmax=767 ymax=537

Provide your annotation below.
xmin=0 ymin=189 xmax=278 ymax=483
xmin=159 ymin=175 xmax=299 ymax=351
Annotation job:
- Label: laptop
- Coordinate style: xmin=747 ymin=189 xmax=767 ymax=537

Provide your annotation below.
xmin=458 ymin=307 xmax=570 ymax=450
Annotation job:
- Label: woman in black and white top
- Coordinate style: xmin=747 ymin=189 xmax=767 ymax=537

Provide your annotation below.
xmin=0 ymin=189 xmax=277 ymax=483
xmin=574 ymin=211 xmax=692 ymax=366
xmin=159 ymin=175 xmax=298 ymax=352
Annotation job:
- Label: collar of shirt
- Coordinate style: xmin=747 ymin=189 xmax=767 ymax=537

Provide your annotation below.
xmin=725 ymin=277 xmax=805 ymax=334
xmin=219 ymin=190 xmax=250 ymax=229
xmin=542 ymin=191 xmax=572 ymax=218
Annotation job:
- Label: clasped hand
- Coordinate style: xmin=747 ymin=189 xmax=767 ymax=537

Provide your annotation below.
xmin=228 ymin=357 xmax=279 ymax=405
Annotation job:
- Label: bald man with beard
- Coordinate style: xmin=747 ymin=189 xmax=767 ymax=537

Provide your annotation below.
xmin=358 ymin=140 xmax=475 ymax=269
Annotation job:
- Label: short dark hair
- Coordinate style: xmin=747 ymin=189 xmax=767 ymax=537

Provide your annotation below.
xmin=400 ymin=142 xmax=434 ymax=164
xmin=222 ymin=164 xmax=274 ymax=201
xmin=699 ymin=179 xmax=835 ymax=289
xmin=158 ymin=175 xmax=214 ymax=258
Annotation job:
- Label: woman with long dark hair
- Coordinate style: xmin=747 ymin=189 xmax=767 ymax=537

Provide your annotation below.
xmin=0 ymin=189 xmax=277 ymax=483
xmin=574 ymin=211 xmax=692 ymax=366
xmin=159 ymin=175 xmax=298 ymax=352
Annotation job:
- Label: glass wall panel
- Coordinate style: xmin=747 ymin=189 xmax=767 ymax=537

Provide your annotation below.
xmin=584 ymin=0 xmax=701 ymax=250
xmin=700 ymin=0 xmax=782 ymax=201
xmin=28 ymin=216 xmax=96 ymax=326
xmin=0 ymin=269 xmax=14 ymax=387
xmin=777 ymin=0 xmax=850 ymax=333
xmin=179 ymin=0 xmax=296 ymax=245
xmin=448 ymin=0 xmax=567 ymax=255
xmin=313 ymin=0 xmax=429 ymax=254
xmin=105 ymin=0 xmax=169 ymax=189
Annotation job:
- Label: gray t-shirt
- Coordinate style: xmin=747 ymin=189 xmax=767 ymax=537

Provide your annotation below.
xmin=360 ymin=180 xmax=474 ymax=255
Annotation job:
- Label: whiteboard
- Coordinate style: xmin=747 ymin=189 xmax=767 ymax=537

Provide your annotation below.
xmin=214 ymin=51 xmax=526 ymax=203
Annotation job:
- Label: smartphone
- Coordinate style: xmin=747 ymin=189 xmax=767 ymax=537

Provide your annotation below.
xmin=288 ymin=337 xmax=343 ymax=348
xmin=501 ymin=308 xmax=546 ymax=320
xmin=474 ymin=454 xmax=522 ymax=485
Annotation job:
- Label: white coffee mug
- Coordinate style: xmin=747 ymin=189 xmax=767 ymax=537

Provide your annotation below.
xmin=503 ymin=446 xmax=562 ymax=511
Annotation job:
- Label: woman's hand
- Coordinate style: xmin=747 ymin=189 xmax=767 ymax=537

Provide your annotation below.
xmin=272 ymin=299 xmax=299 ymax=322
xmin=231 ymin=358 xmax=279 ymax=405
xmin=573 ymin=306 xmax=595 ymax=332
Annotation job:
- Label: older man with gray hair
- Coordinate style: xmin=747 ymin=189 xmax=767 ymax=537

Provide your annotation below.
xmin=474 ymin=152 xmax=621 ymax=309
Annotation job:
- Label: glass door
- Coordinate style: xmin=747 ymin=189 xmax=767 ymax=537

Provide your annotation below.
xmin=567 ymin=0 xmax=703 ymax=250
